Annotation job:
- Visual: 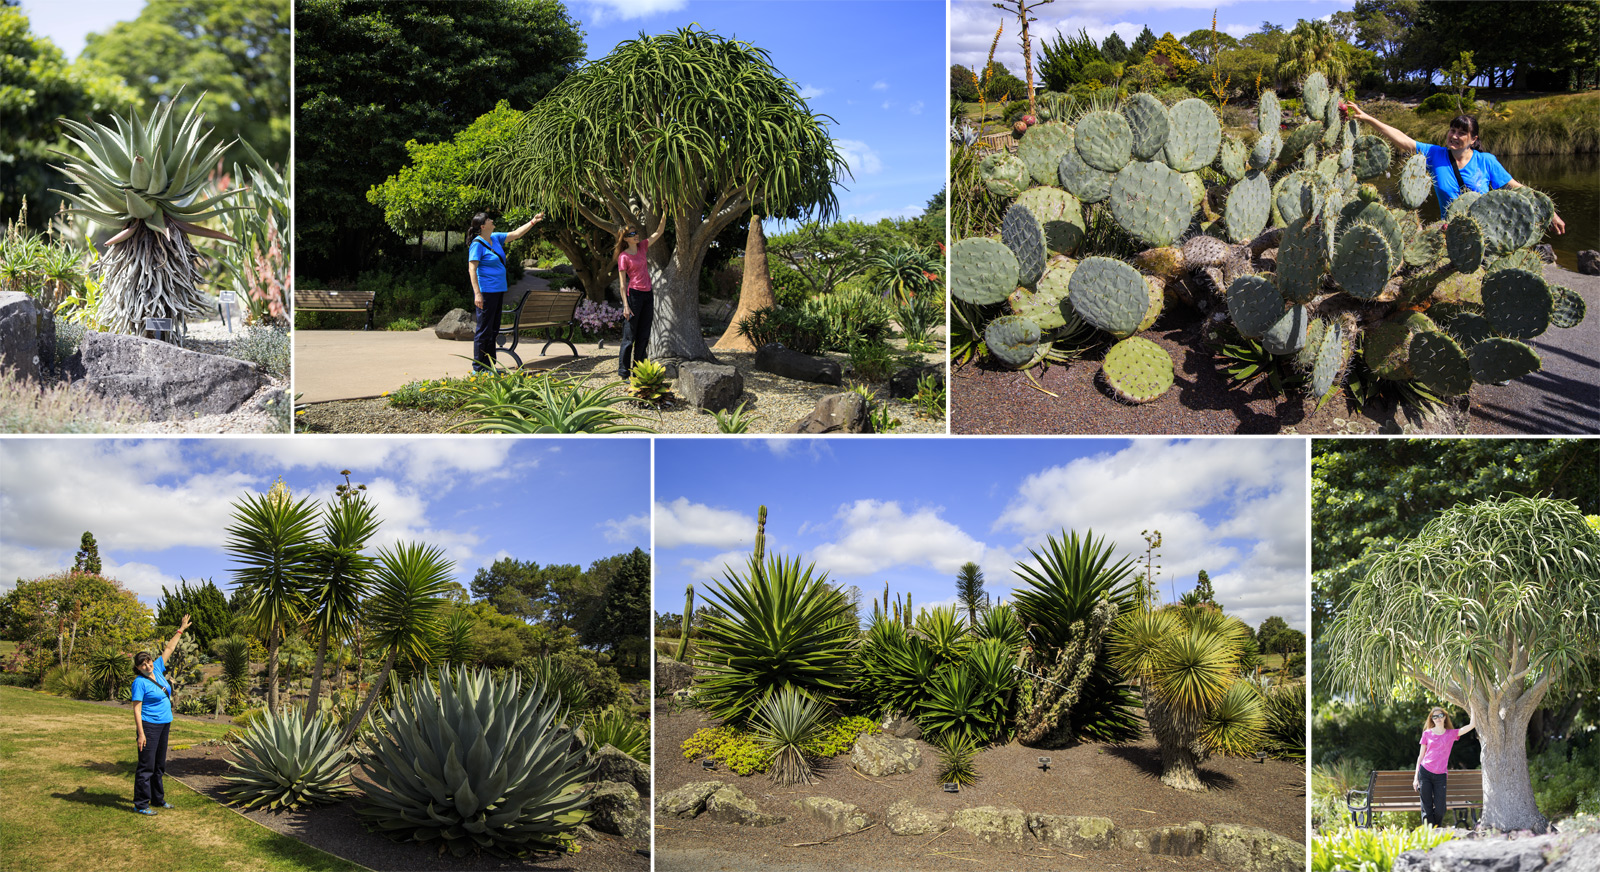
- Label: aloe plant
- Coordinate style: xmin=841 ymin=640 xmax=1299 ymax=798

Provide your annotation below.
xmin=222 ymin=706 xmax=354 ymax=810
xmin=354 ymin=666 xmax=592 ymax=857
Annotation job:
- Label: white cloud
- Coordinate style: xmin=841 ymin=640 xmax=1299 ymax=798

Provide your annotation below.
xmin=872 ymin=80 xmax=889 ymax=91
xmin=798 ymin=84 xmax=826 ymax=100
xmin=103 ymin=559 xmax=185 ymax=602
xmin=225 ymin=438 xmax=523 ymax=488
xmin=881 ymin=101 xmax=893 ymax=111
xmin=582 ymin=0 xmax=686 ymax=25
xmin=909 ymin=101 xmax=925 ymax=115
xmin=833 ymin=139 xmax=883 ymax=175
xmin=812 ymin=500 xmax=986 ymax=578
xmin=762 ymin=439 xmax=834 ymax=462
xmin=655 ymin=498 xmax=755 ymax=549
xmin=845 ymin=205 xmax=925 ymax=223
xmin=602 ymin=513 xmax=649 ymax=543
xmin=681 ymin=549 xmax=753 ymax=583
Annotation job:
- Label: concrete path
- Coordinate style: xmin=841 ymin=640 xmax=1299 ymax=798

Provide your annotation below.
xmin=1467 ymin=264 xmax=1599 ymax=434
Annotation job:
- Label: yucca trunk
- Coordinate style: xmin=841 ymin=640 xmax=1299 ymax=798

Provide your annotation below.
xmin=714 ymin=215 xmax=772 ymax=351
xmin=304 ymin=630 xmax=330 ymax=725
xmin=1144 ymin=684 xmax=1209 ymax=791
xmin=342 ymin=647 xmax=396 ymax=746
xmin=265 ymin=627 xmax=282 ymax=715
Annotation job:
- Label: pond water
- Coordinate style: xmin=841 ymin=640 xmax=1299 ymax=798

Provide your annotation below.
xmin=1407 ymin=152 xmax=1599 ymax=272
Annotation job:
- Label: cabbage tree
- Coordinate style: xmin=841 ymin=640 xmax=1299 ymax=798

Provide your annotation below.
xmin=482 ymin=27 xmax=848 ymax=360
xmin=1322 ymin=496 xmax=1600 ymax=832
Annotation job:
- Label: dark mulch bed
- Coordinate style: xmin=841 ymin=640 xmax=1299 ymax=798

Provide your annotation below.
xmin=166 ymin=745 xmax=648 ymax=872
xmin=654 ymin=701 xmax=1306 ymax=872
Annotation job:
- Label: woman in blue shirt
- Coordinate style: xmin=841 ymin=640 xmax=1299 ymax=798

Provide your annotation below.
xmin=467 ymin=211 xmax=545 ymax=372
xmin=1345 ymin=103 xmax=1566 ymax=233
xmin=131 ymin=614 xmax=189 ymax=815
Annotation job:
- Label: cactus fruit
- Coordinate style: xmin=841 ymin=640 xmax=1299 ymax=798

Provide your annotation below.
xmin=1224 ymin=170 xmax=1271 ymax=243
xmin=1333 ymin=222 xmax=1393 ymax=300
xmin=952 ymin=237 xmax=1019 ymax=305
xmin=1217 ymin=133 xmax=1248 ymax=181
xmin=1303 ymin=72 xmax=1329 ymax=118
xmin=1468 ymin=188 xmax=1539 ymax=255
xmin=981 ymin=151 xmax=1030 ymax=198
xmin=1162 ymin=98 xmax=1222 ymax=172
xmin=1226 ymin=275 xmax=1284 ymax=339
xmin=1109 ymin=160 xmax=1191 ymax=247
xmin=1399 ymin=153 xmax=1432 ymax=209
xmin=1408 ymin=330 xmax=1473 ymax=395
xmin=1481 ymin=267 xmax=1552 ymax=340
xmin=1261 ymin=304 xmax=1310 ymax=355
xmin=1058 ymin=147 xmax=1113 ymax=203
xmin=1310 ymin=318 xmax=1351 ymax=395
xmin=1069 ymin=256 xmax=1150 ymax=339
xmin=1257 ymin=89 xmax=1280 ymax=135
xmin=1015 ymin=186 xmax=1086 ymax=255
xmin=1121 ymin=93 xmax=1171 ymax=161
xmin=1102 ymin=336 xmax=1174 ymax=403
xmin=1075 ymin=110 xmax=1134 ymax=172
xmin=1133 ymin=246 xmax=1186 ymax=279
xmin=1002 ymin=202 xmax=1049 ymax=287
xmin=1274 ymin=170 xmax=1322 ymax=226
xmin=1019 ymin=123 xmax=1076 ymax=186
xmin=985 ymin=315 xmax=1044 ymax=367
xmin=1550 ymin=284 xmax=1586 ymax=329
xmin=1182 ymin=234 xmax=1230 ymax=269
xmin=1277 ymin=217 xmax=1326 ymax=303
xmin=1469 ymin=337 xmax=1541 ymax=383
xmin=1446 ymin=216 xmax=1485 ymax=273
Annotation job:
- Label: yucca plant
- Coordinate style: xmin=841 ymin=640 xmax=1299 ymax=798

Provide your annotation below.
xmin=222 ymin=706 xmax=355 ymax=810
xmin=750 ymin=685 xmax=826 ymax=786
xmin=913 ymin=605 xmax=969 ymax=664
xmin=83 ymin=643 xmax=132 ymax=701
xmin=1198 ymin=680 xmax=1268 ymax=757
xmin=518 ymin=655 xmax=593 ymax=719
xmin=1260 ymin=680 xmax=1306 ymax=761
xmin=854 ymin=614 xmax=939 ymax=717
xmin=49 ymin=95 xmax=244 ymax=334
xmin=693 ymin=553 xmax=857 ymax=726
xmin=582 ymin=706 xmax=649 ymax=764
xmin=919 ymin=657 xmax=1012 ymax=747
xmin=935 ymin=733 xmax=980 ymax=788
xmin=972 ymin=602 xmax=1026 ymax=651
xmin=354 ymin=666 xmax=592 ymax=857
xmin=627 ymin=359 xmax=671 ymax=404
xmin=212 ymin=634 xmax=251 ymax=704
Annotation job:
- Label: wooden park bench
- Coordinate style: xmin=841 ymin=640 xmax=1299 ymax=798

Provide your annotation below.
xmin=294 ymin=289 xmax=376 ymax=330
xmin=493 ymin=288 xmax=584 ymax=368
xmin=1347 ymin=769 xmax=1483 ymax=828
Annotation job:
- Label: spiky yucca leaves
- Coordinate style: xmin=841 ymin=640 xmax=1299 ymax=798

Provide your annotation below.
xmin=628 ymin=359 xmax=671 ymax=404
xmin=854 ymin=614 xmax=939 ymax=717
xmin=693 ymin=554 xmax=857 ymax=726
xmin=223 ymin=707 xmax=355 ymax=811
xmin=1259 ymin=681 xmax=1306 ymax=761
xmin=751 ymin=685 xmax=827 ymax=786
xmin=518 ymin=656 xmax=593 ymax=722
xmin=213 ymin=634 xmax=251 ymax=703
xmin=973 ymin=602 xmax=1026 ymax=651
xmin=936 ymin=733 xmax=980 ymax=788
xmin=917 ymin=637 xmax=1020 ymax=746
xmin=1198 ymin=681 xmax=1268 ymax=757
xmin=582 ymin=706 xmax=649 ymax=764
xmin=1015 ymin=596 xmax=1115 ymax=746
xmin=355 ymin=666 xmax=592 ymax=858
xmin=84 ymin=643 xmax=133 ymax=701
xmin=226 ymin=490 xmax=318 ymax=716
xmin=913 ymin=604 xmax=970 ymax=664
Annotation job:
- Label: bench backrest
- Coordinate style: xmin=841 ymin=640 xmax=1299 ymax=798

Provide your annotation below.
xmin=295 ymin=289 xmax=375 ymax=309
xmin=1366 ymin=769 xmax=1483 ymax=809
xmin=509 ymin=289 xmax=583 ymax=328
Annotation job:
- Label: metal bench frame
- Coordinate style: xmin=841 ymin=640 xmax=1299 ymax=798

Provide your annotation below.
xmin=295 ymin=289 xmax=376 ymax=331
xmin=493 ymin=288 xmax=583 ymax=368
xmin=1346 ymin=768 xmax=1483 ymax=828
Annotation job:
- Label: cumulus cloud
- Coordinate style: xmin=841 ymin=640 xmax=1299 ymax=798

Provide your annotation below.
xmin=812 ymin=500 xmax=985 ymax=577
xmin=797 ymin=84 xmax=826 ymax=100
xmin=656 ymin=498 xmax=755 ymax=549
xmin=583 ymin=0 xmax=686 ymax=25
xmin=602 ymin=513 xmax=649 ymax=543
xmin=762 ymin=439 xmax=833 ymax=461
xmin=845 ymin=205 xmax=925 ymax=223
xmin=872 ymin=80 xmax=889 ymax=90
xmin=681 ymin=549 xmax=753 ymax=582
xmin=833 ymin=139 xmax=883 ymax=175
xmin=909 ymin=100 xmax=925 ymax=115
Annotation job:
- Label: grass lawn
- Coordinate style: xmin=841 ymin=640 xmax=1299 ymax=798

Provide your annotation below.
xmin=0 ymin=687 xmax=367 ymax=872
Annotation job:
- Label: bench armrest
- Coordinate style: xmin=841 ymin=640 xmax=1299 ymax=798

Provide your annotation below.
xmin=1345 ymin=789 xmax=1370 ymax=811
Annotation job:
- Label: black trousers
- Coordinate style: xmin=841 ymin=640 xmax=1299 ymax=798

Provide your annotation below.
xmin=134 ymin=720 xmax=170 ymax=810
xmin=1418 ymin=767 xmax=1447 ymax=826
xmin=617 ymin=289 xmax=654 ymax=377
xmin=473 ymin=291 xmax=505 ymax=372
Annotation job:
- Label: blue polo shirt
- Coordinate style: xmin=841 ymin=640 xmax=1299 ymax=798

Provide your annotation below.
xmin=1417 ymin=142 xmax=1512 ymax=219
xmin=131 ymin=656 xmax=173 ymax=724
xmin=469 ymin=232 xmax=511 ymax=295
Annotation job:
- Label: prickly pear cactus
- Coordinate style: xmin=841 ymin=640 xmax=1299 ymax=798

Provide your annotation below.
xmin=981 ymin=151 xmax=1031 ymax=198
xmin=1102 ymin=336 xmax=1174 ymax=403
xmin=1069 ymin=257 xmax=1148 ymax=339
xmin=952 ymin=237 xmax=1019 ymax=305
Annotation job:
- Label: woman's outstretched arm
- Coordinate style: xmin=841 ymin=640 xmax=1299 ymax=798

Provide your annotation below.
xmin=1344 ymin=101 xmax=1418 ymax=154
xmin=1458 ymin=719 xmax=1476 ymax=737
xmin=505 ymin=212 xmax=545 ymax=242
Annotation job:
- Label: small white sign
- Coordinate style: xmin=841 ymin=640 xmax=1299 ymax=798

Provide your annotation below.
xmin=220 ymin=291 xmax=238 ymax=303
xmin=144 ymin=318 xmax=174 ymax=332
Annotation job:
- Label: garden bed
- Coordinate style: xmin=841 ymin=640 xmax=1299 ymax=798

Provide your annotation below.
xmin=655 ymin=700 xmax=1304 ymax=872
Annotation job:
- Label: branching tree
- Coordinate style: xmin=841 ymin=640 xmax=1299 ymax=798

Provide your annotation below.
xmin=1323 ymin=496 xmax=1600 ymax=832
xmin=481 ymin=27 xmax=848 ymax=361
xmin=225 ymin=489 xmax=318 ymax=716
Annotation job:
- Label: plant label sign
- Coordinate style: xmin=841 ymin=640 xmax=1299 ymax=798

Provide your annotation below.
xmin=219 ymin=291 xmax=239 ymax=332
xmin=144 ymin=317 xmax=175 ymax=342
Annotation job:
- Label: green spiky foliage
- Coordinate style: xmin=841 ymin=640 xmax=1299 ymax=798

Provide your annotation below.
xmin=1162 ymin=98 xmax=1221 ymax=173
xmin=854 ymin=614 xmax=939 ymax=717
xmin=225 ymin=489 xmax=318 ymax=716
xmin=213 ymin=634 xmax=251 ymax=704
xmin=582 ymin=706 xmax=649 ymax=764
xmin=693 ymin=553 xmax=856 ymax=726
xmin=1015 ymin=596 xmax=1114 ymax=746
xmin=354 ymin=666 xmax=592 ymax=857
xmin=1551 ymin=285 xmax=1586 ymax=329
xmin=223 ymin=707 xmax=355 ymax=811
xmin=48 ymin=95 xmax=245 ymax=334
xmin=305 ymin=477 xmax=378 ymax=725
xmin=1227 ymin=275 xmax=1285 ymax=339
xmin=1014 ymin=186 xmax=1085 ymax=255
xmin=1224 ymin=170 xmax=1270 ymax=242
xmin=1001 ymin=202 xmax=1048 ymax=286
xmin=751 ymin=685 xmax=826 ymax=786
xmin=1398 ymin=153 xmax=1431 ymax=209
xmin=915 ymin=605 xmax=971 ymax=663
xmin=935 ymin=732 xmax=980 ymax=787
xmin=1057 ymin=146 xmax=1113 ymax=203
xmin=340 ymin=541 xmax=455 ymax=745
xmin=972 ymin=602 xmax=1026 ymax=651
xmin=1109 ymin=160 xmax=1188 ymax=247
xmin=918 ymin=637 xmax=1018 ymax=746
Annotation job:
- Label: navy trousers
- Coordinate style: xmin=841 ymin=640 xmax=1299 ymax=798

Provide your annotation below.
xmin=617 ymin=289 xmax=654 ymax=378
xmin=1418 ymin=767 xmax=1448 ymax=826
xmin=134 ymin=720 xmax=170 ymax=810
xmin=474 ymin=291 xmax=505 ymax=372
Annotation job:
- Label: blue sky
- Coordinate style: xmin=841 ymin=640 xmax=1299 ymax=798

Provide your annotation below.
xmin=952 ymin=0 xmax=1355 ymax=80
xmin=0 ymin=438 xmax=650 ymax=608
xmin=654 ymin=438 xmax=1308 ymax=633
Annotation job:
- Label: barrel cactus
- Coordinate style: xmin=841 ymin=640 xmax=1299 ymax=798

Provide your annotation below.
xmin=354 ymin=665 xmax=592 ymax=857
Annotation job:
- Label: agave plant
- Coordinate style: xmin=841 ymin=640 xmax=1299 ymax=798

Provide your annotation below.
xmin=83 ymin=643 xmax=132 ymax=701
xmin=355 ymin=666 xmax=592 ymax=857
xmin=750 ymin=685 xmax=826 ymax=786
xmin=448 ymin=371 xmax=655 ymax=434
xmin=918 ymin=653 xmax=1015 ymax=747
xmin=582 ymin=706 xmax=649 ymax=764
xmin=222 ymin=706 xmax=355 ymax=810
xmin=627 ymin=359 xmax=671 ymax=404
xmin=518 ymin=655 xmax=593 ymax=718
xmin=49 ymin=96 xmax=244 ymax=334
xmin=972 ymin=602 xmax=1026 ymax=651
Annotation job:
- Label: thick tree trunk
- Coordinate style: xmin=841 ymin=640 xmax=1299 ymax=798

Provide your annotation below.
xmin=713 ymin=214 xmax=772 ymax=352
xmin=1144 ymin=687 xmax=1208 ymax=791
xmin=648 ymin=236 xmax=715 ymax=361
xmin=1476 ymin=704 xmax=1550 ymax=832
xmin=305 ymin=629 xmax=330 ymax=725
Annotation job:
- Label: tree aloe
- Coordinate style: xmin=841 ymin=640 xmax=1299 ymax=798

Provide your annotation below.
xmin=340 ymin=541 xmax=454 ymax=745
xmin=225 ymin=487 xmax=318 ymax=715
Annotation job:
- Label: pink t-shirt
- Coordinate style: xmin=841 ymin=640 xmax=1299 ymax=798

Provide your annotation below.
xmin=618 ymin=239 xmax=651 ymax=292
xmin=1419 ymin=728 xmax=1459 ymax=774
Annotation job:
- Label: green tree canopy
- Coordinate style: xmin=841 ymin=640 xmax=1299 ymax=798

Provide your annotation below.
xmin=1100 ymin=31 xmax=1131 ymax=64
xmin=1038 ymin=28 xmax=1104 ymax=92
xmin=294 ymin=0 xmax=583 ymax=275
xmin=951 ymin=64 xmax=979 ymax=102
xmin=1277 ymin=19 xmax=1349 ymax=86
xmin=73 ymin=532 xmax=102 ymax=575
xmin=1414 ymin=0 xmax=1600 ymax=90
xmin=0 ymin=572 xmax=152 ymax=666
xmin=155 ymin=578 xmax=231 ymax=649
xmin=582 ymin=547 xmax=650 ymax=663
xmin=1130 ymin=25 xmax=1158 ymax=58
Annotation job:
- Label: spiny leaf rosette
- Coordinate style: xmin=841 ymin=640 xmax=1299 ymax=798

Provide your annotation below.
xmin=222 ymin=706 xmax=355 ymax=810
xmin=49 ymin=96 xmax=244 ymax=334
xmin=951 ymin=77 xmax=1580 ymax=413
xmin=354 ymin=665 xmax=593 ymax=857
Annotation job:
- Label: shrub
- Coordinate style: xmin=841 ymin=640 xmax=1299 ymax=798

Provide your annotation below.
xmin=445 ymin=370 xmax=653 ymax=434
xmin=1311 ymin=825 xmax=1456 ymax=872
xmin=1532 ymin=738 xmax=1600 ymax=821
xmin=736 ymin=307 xmax=826 ymax=355
xmin=227 ymin=325 xmax=289 ymax=377
xmin=0 ymin=367 xmax=146 ymax=433
xmin=385 ymin=317 xmax=422 ymax=331
xmin=41 ymin=665 xmax=96 ymax=699
xmin=1417 ymin=92 xmax=1464 ymax=114
xmin=802 ymin=286 xmax=893 ymax=351
xmin=387 ymin=375 xmax=474 ymax=413
xmin=849 ymin=340 xmax=897 ymax=382
xmin=681 ymin=715 xmax=877 ymax=776
xmin=936 ymin=734 xmax=980 ymax=787
xmin=582 ymin=706 xmax=649 ymax=764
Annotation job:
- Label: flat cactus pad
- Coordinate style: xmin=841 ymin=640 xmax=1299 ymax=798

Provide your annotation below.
xmin=1470 ymin=337 xmax=1541 ymax=383
xmin=1019 ymin=123 xmax=1076 ymax=186
xmin=1102 ymin=336 xmax=1174 ymax=403
xmin=1069 ymin=256 xmax=1150 ymax=339
xmin=1226 ymin=274 xmax=1284 ymax=339
xmin=1122 ymin=93 xmax=1171 ymax=161
xmin=1075 ymin=110 xmax=1134 ymax=173
xmin=952 ymin=237 xmax=1019 ymax=305
xmin=1058 ymin=147 xmax=1113 ymax=204
xmin=1481 ymin=267 xmax=1552 ymax=340
xmin=1109 ymin=160 xmax=1190 ymax=248
xmin=1162 ymin=98 xmax=1222 ymax=172
xmin=1001 ymin=202 xmax=1049 ymax=287
xmin=985 ymin=314 xmax=1044 ymax=368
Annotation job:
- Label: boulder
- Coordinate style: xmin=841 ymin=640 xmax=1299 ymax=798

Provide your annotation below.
xmin=434 ymin=308 xmax=475 ymax=340
xmin=704 ymin=784 xmax=786 ymax=827
xmin=677 ymin=361 xmax=744 ymax=412
xmin=887 ymin=364 xmax=942 ymax=399
xmin=755 ymin=343 xmax=842 ymax=385
xmin=1028 ymin=813 xmax=1116 ymax=851
xmin=784 ymin=391 xmax=869 ymax=434
xmin=655 ymin=658 xmax=694 ymax=695
xmin=1117 ymin=822 xmax=1208 ymax=856
xmin=850 ymin=733 xmax=921 ymax=776
xmin=552 ymin=263 xmax=576 ymax=275
xmin=952 ymin=806 xmax=1030 ymax=844
xmin=0 ymin=292 xmax=41 ymax=384
xmin=1393 ymin=831 xmax=1600 ymax=872
xmin=1534 ymin=244 xmax=1556 ymax=264
xmin=1204 ymin=824 xmax=1305 ymax=872
xmin=1579 ymin=250 xmax=1600 ymax=276
xmin=75 ymin=331 xmax=265 ymax=420
xmin=881 ymin=713 xmax=921 ymax=740
xmin=591 ymin=745 xmax=650 ymax=797
xmin=656 ymin=780 xmax=722 ymax=819
xmin=586 ymin=781 xmax=648 ymax=840
xmin=792 ymin=797 xmax=871 ymax=835
xmin=885 ymin=800 xmax=948 ymax=836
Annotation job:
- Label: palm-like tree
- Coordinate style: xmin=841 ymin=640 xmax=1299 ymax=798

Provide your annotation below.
xmin=226 ymin=490 xmax=319 ymax=715
xmin=341 ymin=541 xmax=454 ymax=745
xmin=1277 ymin=20 xmax=1347 ymax=87
xmin=859 ymin=243 xmax=941 ymax=305
xmin=303 ymin=478 xmax=378 ymax=725
xmin=1108 ymin=605 xmax=1263 ymax=790
xmin=955 ymin=561 xmax=986 ymax=629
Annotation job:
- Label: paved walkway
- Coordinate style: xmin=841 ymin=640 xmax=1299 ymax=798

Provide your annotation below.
xmin=1468 ymin=264 xmax=1599 ymax=434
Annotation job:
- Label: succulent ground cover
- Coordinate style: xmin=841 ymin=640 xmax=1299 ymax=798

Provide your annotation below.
xmin=953 ymin=73 xmax=1584 ymax=420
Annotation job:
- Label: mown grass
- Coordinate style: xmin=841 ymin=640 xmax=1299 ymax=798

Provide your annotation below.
xmin=1373 ymin=91 xmax=1600 ymax=155
xmin=0 ymin=687 xmax=367 ymax=872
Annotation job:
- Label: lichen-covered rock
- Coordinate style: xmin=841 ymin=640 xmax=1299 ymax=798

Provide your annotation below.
xmin=592 ymin=745 xmax=650 ymax=797
xmin=704 ymin=784 xmax=786 ymax=826
xmin=952 ymin=806 xmax=1030 ymax=844
xmin=1392 ymin=831 xmax=1600 ymax=872
xmin=1204 ymin=824 xmax=1305 ymax=872
xmin=792 ymin=797 xmax=871 ymax=835
xmin=850 ymin=733 xmax=921 ymax=776
xmin=1117 ymin=822 xmax=1208 ymax=856
xmin=886 ymin=800 xmax=948 ymax=835
xmin=1028 ymin=813 xmax=1116 ymax=851
xmin=587 ymin=781 xmax=649 ymax=840
xmin=656 ymin=781 xmax=723 ymax=819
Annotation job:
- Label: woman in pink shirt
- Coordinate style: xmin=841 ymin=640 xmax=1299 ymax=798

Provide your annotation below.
xmin=615 ymin=224 xmax=665 ymax=379
xmin=1414 ymin=706 xmax=1476 ymax=827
